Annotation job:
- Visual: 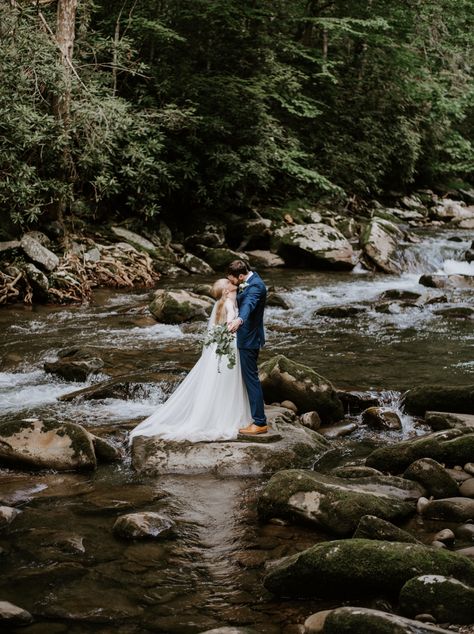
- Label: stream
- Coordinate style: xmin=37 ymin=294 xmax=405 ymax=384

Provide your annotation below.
xmin=0 ymin=227 xmax=472 ymax=633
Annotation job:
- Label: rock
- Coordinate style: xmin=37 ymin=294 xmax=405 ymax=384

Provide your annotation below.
xmin=336 ymin=390 xmax=379 ymax=415
xmin=419 ymin=274 xmax=474 ymax=290
xmin=266 ymin=292 xmax=291 ymax=309
xmin=280 ymin=400 xmax=298 ymax=412
xmin=300 ymin=411 xmax=321 ymax=431
xmin=258 ymin=470 xmax=423 ymax=536
xmin=199 ymin=629 xmax=258 ymax=634
xmin=318 ymin=422 xmax=357 ymax=439
xmin=425 ymin=411 xmax=474 ymax=431
xmin=0 ymin=419 xmax=96 ymax=471
xmin=113 ymin=512 xmax=174 ymax=539
xmin=361 ymin=218 xmax=404 ymax=274
xmin=273 ymin=223 xmax=356 ymax=270
xmin=331 ymin=466 xmax=383 ymax=478
xmin=445 ymin=467 xmax=472 ymax=483
xmin=362 ymin=407 xmax=402 ymax=431
xmin=465 ymin=462 xmax=474 ymax=475
xmin=403 ymin=458 xmax=459 ymax=499
xmin=246 ymin=250 xmax=284 ymax=268
xmin=323 ymin=606 xmax=453 ymax=634
xmin=90 ymin=435 xmax=123 ymax=462
xmin=44 ymin=348 xmax=104 ymax=382
xmin=366 ymin=429 xmax=474 ymax=473
xmin=0 ymin=505 xmax=21 ymax=528
xmin=21 ymin=234 xmax=59 ymax=272
xmin=303 ymin=610 xmax=332 ymax=634
xmin=456 ymin=546 xmax=474 ymax=558
xmin=431 ymin=198 xmax=467 ymax=220
xmin=417 ymin=497 xmax=429 ymax=514
xmin=131 ymin=410 xmax=328 ymax=476
xmin=84 ymin=246 xmax=101 ymax=263
xmin=455 ymin=523 xmax=474 ymax=542
xmin=403 ymin=384 xmax=474 ymax=416
xmin=149 ymin=289 xmax=213 ymax=323
xmin=353 ymin=515 xmax=420 ymax=544
xmin=0 ymin=240 xmax=21 ymax=254
xmin=23 ymin=262 xmax=49 ymax=298
xmin=433 ymin=529 xmax=455 ymax=544
xmin=378 ymin=289 xmax=422 ymax=301
xmin=263 ymin=538 xmax=474 ymax=598
xmin=110 ymin=226 xmax=158 ymax=254
xmin=434 ymin=305 xmax=474 ymax=319
xmin=431 ymin=540 xmax=447 ymax=549
xmin=227 ymin=216 xmax=273 ymax=250
xmin=399 ymin=575 xmax=474 ymax=624
xmin=259 ymin=355 xmax=344 ymax=422
xmin=0 ymin=600 xmax=33 ymax=625
xmin=179 ymin=253 xmax=214 ymax=275
xmin=185 ymin=222 xmax=227 ymax=249
xmin=459 ymin=478 xmax=474 ymax=498
xmin=314 ymin=305 xmax=366 ymax=318
xmin=422 ymin=497 xmax=474 ymax=522
xmin=196 ymin=246 xmax=249 ymax=271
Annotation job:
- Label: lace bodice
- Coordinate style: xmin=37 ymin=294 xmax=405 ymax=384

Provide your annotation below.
xmin=209 ymin=298 xmax=238 ymax=327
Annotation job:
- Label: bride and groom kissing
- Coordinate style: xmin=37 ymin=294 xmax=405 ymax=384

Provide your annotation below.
xmin=129 ymin=260 xmax=268 ymax=444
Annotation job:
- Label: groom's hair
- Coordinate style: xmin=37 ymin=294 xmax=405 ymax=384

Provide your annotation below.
xmin=227 ymin=260 xmax=250 ymax=276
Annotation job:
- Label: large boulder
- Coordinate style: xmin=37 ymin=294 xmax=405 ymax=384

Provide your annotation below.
xmin=0 ymin=419 xmax=97 ymax=471
xmin=246 ymin=250 xmax=285 ymax=268
xmin=226 ymin=217 xmax=273 ymax=250
xmin=111 ymin=226 xmax=158 ymax=254
xmin=322 ymin=607 xmax=453 ymax=634
xmin=421 ymin=497 xmax=474 ymax=523
xmin=131 ymin=409 xmax=329 ymax=477
xmin=399 ymin=575 xmax=474 ymax=624
xmin=273 ymin=223 xmax=356 ymax=270
xmin=403 ymin=458 xmax=459 ymax=499
xmin=149 ymin=289 xmax=213 ymax=323
xmin=263 ymin=539 xmax=474 ymax=598
xmin=366 ymin=429 xmax=474 ymax=473
xmin=360 ymin=218 xmax=404 ymax=274
xmin=257 ymin=470 xmax=423 ymax=536
xmin=259 ymin=355 xmax=344 ymax=422
xmin=403 ymin=384 xmax=474 ymax=415
xmin=195 ymin=246 xmax=249 ymax=271
xmin=23 ymin=262 xmax=49 ymax=299
xmin=21 ymin=234 xmax=59 ymax=272
xmin=44 ymin=347 xmax=104 ymax=382
xmin=352 ymin=515 xmax=420 ymax=544
xmin=179 ymin=253 xmax=214 ymax=275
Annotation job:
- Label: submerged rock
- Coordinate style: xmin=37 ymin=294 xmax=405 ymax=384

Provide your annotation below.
xmin=0 ymin=505 xmax=22 ymax=529
xmin=44 ymin=347 xmax=104 ymax=382
xmin=314 ymin=304 xmax=366 ymax=318
xmin=403 ymin=458 xmax=459 ymax=499
xmin=113 ymin=512 xmax=174 ymax=539
xmin=322 ymin=606 xmax=453 ymax=634
xmin=258 ymin=470 xmax=422 ymax=536
xmin=0 ymin=419 xmax=96 ymax=471
xmin=419 ymin=274 xmax=474 ymax=290
xmin=149 ymin=289 xmax=212 ymax=323
xmin=353 ymin=515 xmax=420 ymax=544
xmin=399 ymin=575 xmax=474 ymax=624
xmin=263 ymin=539 xmax=474 ymax=598
xmin=362 ymin=407 xmax=402 ymax=431
xmin=361 ymin=218 xmax=404 ymax=274
xmin=259 ymin=355 xmax=344 ymax=422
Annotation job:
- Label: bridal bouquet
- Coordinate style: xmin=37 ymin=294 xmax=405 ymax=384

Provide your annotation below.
xmin=203 ymin=324 xmax=236 ymax=371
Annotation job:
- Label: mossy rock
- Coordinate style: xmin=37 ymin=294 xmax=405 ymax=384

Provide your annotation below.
xmin=403 ymin=384 xmax=474 ymax=416
xmin=196 ymin=246 xmax=249 ymax=271
xmin=403 ymin=458 xmax=459 ymax=499
xmin=258 ymin=469 xmax=422 ymax=536
xmin=365 ymin=428 xmax=474 ymax=473
xmin=263 ymin=538 xmax=474 ymax=598
xmin=259 ymin=355 xmax=344 ymax=422
xmin=399 ymin=575 xmax=474 ymax=624
xmin=361 ymin=218 xmax=404 ymax=274
xmin=421 ymin=497 xmax=474 ymax=523
xmin=149 ymin=289 xmax=212 ymax=323
xmin=179 ymin=253 xmax=214 ymax=275
xmin=323 ymin=607 xmax=453 ymax=634
xmin=0 ymin=419 xmax=96 ymax=471
xmin=353 ymin=515 xmax=420 ymax=544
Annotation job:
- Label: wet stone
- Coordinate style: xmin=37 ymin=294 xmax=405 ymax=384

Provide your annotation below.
xmin=455 ymin=523 xmax=474 ymax=542
xmin=459 ymin=477 xmax=474 ymax=498
xmin=0 ymin=505 xmax=21 ymax=528
xmin=0 ymin=600 xmax=33 ymax=625
xmin=113 ymin=512 xmax=175 ymax=539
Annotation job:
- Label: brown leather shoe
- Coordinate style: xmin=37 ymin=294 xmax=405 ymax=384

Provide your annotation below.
xmin=239 ymin=423 xmax=268 ymax=435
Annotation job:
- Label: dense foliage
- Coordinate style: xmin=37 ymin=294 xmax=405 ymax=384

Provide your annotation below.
xmin=0 ymin=0 xmax=473 ymax=229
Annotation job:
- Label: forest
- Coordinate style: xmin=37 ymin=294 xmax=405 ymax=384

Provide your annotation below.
xmin=1 ymin=0 xmax=473 ymax=234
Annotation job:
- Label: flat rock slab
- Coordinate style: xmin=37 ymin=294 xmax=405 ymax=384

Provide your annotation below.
xmin=235 ymin=431 xmax=282 ymax=443
xmin=131 ymin=416 xmax=329 ymax=477
xmin=426 ymin=411 xmax=474 ymax=431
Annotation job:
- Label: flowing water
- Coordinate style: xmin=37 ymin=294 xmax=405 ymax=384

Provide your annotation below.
xmin=0 ymin=227 xmax=472 ymax=633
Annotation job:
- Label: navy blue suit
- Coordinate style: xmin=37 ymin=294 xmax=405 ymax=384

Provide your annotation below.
xmin=236 ymin=272 xmax=267 ymax=426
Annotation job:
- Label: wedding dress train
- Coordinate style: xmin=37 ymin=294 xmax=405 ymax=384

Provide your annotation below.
xmin=129 ymin=299 xmax=251 ymax=443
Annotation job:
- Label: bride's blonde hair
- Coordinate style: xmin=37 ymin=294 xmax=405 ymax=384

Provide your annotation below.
xmin=212 ymin=278 xmax=229 ymax=324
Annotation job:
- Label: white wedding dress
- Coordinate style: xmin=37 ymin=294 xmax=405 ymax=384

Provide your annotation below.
xmin=129 ymin=298 xmax=251 ymax=443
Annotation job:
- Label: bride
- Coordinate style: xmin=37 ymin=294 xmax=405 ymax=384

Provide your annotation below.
xmin=129 ymin=278 xmax=251 ymax=443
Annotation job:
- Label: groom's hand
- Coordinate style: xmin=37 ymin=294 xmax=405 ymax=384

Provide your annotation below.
xmin=228 ymin=318 xmax=242 ymax=333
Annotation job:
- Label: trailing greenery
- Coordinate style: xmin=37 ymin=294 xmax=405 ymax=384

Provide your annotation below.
xmin=0 ymin=0 xmax=472 ymax=230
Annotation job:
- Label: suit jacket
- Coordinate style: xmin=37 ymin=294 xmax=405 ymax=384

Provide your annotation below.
xmin=236 ymin=271 xmax=267 ymax=349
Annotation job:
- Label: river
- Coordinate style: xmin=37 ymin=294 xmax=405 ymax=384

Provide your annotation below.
xmin=0 ymin=227 xmax=472 ymax=633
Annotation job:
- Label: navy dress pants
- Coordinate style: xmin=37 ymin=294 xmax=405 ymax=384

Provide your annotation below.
xmin=239 ymin=348 xmax=267 ymax=426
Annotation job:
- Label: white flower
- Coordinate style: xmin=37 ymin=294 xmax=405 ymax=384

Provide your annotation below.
xmin=238 ymin=281 xmax=249 ymax=293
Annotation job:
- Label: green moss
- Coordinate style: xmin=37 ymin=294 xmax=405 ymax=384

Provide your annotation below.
xmin=400 ymin=575 xmax=474 ymax=624
xmin=403 ymin=384 xmax=474 ymax=415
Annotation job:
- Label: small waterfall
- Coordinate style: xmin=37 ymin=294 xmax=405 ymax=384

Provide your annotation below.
xmin=401 ymin=233 xmax=471 ymax=275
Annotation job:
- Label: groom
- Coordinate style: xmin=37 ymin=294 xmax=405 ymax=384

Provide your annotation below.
xmin=227 ymin=260 xmax=268 ymax=435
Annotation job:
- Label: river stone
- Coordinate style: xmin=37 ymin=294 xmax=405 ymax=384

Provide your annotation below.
xmin=433 ymin=529 xmax=455 ymax=544
xmin=21 ymin=234 xmax=59 ymax=272
xmin=0 ymin=600 xmax=33 ymax=625
xmin=318 ymin=422 xmax=357 ymax=439
xmin=459 ymin=478 xmax=474 ymax=498
xmin=246 ymin=250 xmax=285 ymax=268
xmin=300 ymin=411 xmax=321 ymax=431
xmin=257 ymin=470 xmax=423 ymax=536
xmin=185 ymin=222 xmax=227 ymax=249
xmin=199 ymin=629 xmax=259 ymax=634
xmin=331 ymin=466 xmax=384 ymax=478
xmin=44 ymin=348 xmax=104 ymax=382
xmin=113 ymin=512 xmax=174 ymax=539
xmin=303 ymin=610 xmax=332 ymax=634
xmin=259 ymin=355 xmax=344 ymax=422
xmin=23 ymin=262 xmax=49 ymax=297
xmin=432 ymin=198 xmax=467 ymax=220
xmin=360 ymin=218 xmax=404 ymax=274
xmin=89 ymin=434 xmax=123 ymax=462
xmin=149 ymin=289 xmax=212 ymax=323
xmin=419 ymin=274 xmax=474 ymax=290
xmin=323 ymin=607 xmax=453 ymax=634
xmin=263 ymin=539 xmax=474 ymax=598
xmin=196 ymin=246 xmax=249 ymax=271
xmin=362 ymin=407 xmax=402 ymax=431
xmin=403 ymin=458 xmax=459 ymax=499
xmin=336 ymin=390 xmax=379 ymax=415
xmin=179 ymin=253 xmax=214 ymax=275
xmin=435 ymin=305 xmax=474 ymax=319
xmin=464 ymin=462 xmax=474 ymax=475
xmin=455 ymin=523 xmax=474 ymax=542
xmin=399 ymin=575 xmax=474 ymax=624
xmin=131 ymin=410 xmax=328 ymax=476
xmin=422 ymin=497 xmax=474 ymax=523
xmin=273 ymin=223 xmax=355 ymax=270
xmin=0 ymin=505 xmax=21 ymax=528
xmin=266 ymin=291 xmax=291 ymax=309
xmin=425 ymin=411 xmax=474 ymax=431
xmin=366 ymin=429 xmax=474 ymax=473
xmin=0 ymin=419 xmax=96 ymax=471
xmin=314 ymin=304 xmax=366 ymax=318
xmin=110 ymin=226 xmax=157 ymax=253
xmin=353 ymin=515 xmax=420 ymax=544
xmin=404 ymin=384 xmax=474 ymax=416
